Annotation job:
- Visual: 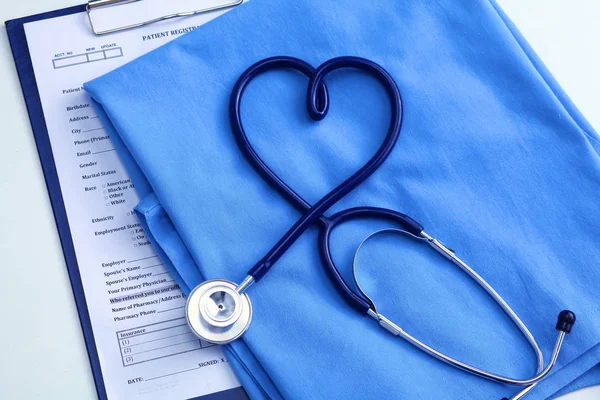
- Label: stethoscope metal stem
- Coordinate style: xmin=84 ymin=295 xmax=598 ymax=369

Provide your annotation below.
xmin=422 ymin=231 xmax=545 ymax=372
xmin=423 ymin=231 xmax=549 ymax=400
xmin=370 ymin=309 xmax=565 ymax=386
xmin=355 ymin=228 xmax=574 ymax=397
xmin=236 ymin=275 xmax=255 ymax=294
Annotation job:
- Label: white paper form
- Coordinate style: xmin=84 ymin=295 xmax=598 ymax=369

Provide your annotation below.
xmin=24 ymin=4 xmax=246 ymax=400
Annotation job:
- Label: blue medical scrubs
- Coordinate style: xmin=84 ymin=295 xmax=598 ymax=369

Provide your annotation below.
xmin=86 ymin=0 xmax=600 ymax=398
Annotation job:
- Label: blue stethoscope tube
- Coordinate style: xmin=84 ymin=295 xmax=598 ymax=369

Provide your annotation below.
xmin=185 ymin=56 xmax=576 ymax=400
xmin=230 ymin=56 xmax=422 ymax=312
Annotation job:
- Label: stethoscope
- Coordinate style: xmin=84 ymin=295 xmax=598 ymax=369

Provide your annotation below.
xmin=185 ymin=56 xmax=576 ymax=399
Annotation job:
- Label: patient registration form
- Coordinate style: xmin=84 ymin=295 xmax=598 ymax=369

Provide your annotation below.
xmin=23 ymin=5 xmax=245 ymax=400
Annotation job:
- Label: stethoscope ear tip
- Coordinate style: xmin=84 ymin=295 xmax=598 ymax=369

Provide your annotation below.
xmin=556 ymin=310 xmax=576 ymax=334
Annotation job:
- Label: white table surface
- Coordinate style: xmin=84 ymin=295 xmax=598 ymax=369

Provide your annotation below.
xmin=0 ymin=0 xmax=598 ymax=399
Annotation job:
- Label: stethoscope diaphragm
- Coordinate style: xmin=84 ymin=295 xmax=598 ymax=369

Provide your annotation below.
xmin=186 ymin=279 xmax=252 ymax=345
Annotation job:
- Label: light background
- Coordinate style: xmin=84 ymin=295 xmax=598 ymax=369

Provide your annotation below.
xmin=0 ymin=0 xmax=598 ymax=399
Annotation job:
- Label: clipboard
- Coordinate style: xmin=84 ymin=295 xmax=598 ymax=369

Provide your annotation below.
xmin=5 ymin=2 xmax=247 ymax=400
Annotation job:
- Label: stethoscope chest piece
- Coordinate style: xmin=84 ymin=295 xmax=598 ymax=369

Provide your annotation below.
xmin=186 ymin=279 xmax=253 ymax=344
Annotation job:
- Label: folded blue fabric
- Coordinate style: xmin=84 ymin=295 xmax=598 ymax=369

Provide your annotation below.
xmin=85 ymin=0 xmax=600 ymax=398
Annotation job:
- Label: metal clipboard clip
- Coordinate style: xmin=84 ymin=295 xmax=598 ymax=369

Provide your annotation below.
xmin=86 ymin=0 xmax=243 ymax=36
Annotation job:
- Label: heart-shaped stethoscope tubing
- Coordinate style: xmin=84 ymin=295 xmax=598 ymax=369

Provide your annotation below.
xmin=184 ymin=56 xmax=576 ymax=400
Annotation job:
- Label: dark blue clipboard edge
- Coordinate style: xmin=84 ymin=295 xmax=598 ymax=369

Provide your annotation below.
xmin=5 ymin=6 xmax=248 ymax=400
